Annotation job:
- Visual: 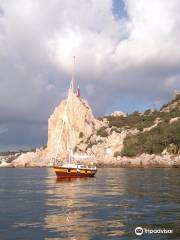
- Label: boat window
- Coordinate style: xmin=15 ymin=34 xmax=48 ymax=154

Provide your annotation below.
xmin=68 ymin=169 xmax=71 ymax=173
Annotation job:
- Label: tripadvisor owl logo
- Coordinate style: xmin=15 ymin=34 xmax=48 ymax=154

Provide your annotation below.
xmin=135 ymin=226 xmax=173 ymax=236
xmin=135 ymin=227 xmax=144 ymax=236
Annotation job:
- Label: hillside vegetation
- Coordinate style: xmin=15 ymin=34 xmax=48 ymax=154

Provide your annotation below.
xmin=103 ymin=94 xmax=180 ymax=157
xmin=122 ymin=119 xmax=180 ymax=157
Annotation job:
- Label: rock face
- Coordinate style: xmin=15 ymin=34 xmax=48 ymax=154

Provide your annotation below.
xmin=12 ymin=150 xmax=52 ymax=167
xmin=169 ymin=117 xmax=180 ymax=124
xmin=111 ymin=111 xmax=127 ymax=117
xmin=46 ymin=90 xmax=102 ymax=160
xmin=0 ymin=160 xmax=13 ymax=168
xmin=11 ymin=90 xmax=102 ymax=167
xmin=75 ymin=128 xmax=138 ymax=164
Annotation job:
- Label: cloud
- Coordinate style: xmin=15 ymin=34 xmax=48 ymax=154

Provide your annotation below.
xmin=0 ymin=0 xmax=180 ymax=149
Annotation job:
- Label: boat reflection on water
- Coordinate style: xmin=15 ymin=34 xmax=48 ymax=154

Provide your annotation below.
xmin=55 ymin=176 xmax=90 ymax=183
xmin=44 ymin=168 xmax=126 ymax=240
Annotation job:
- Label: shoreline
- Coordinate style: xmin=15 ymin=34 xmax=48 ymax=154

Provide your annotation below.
xmin=0 ymin=163 xmax=180 ymax=169
xmin=1 ymin=152 xmax=179 ymax=169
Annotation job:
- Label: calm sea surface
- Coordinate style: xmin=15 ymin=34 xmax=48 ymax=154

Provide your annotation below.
xmin=0 ymin=168 xmax=180 ymax=240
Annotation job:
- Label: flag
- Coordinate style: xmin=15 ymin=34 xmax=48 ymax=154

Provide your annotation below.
xmin=76 ymin=85 xmax=80 ymax=97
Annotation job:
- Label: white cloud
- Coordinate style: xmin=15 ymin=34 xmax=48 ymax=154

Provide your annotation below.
xmin=0 ymin=0 xmax=180 ymax=148
xmin=114 ymin=0 xmax=180 ymax=66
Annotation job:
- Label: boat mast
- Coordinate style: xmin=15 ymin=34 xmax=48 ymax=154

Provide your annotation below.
xmin=68 ymin=56 xmax=76 ymax=164
xmin=53 ymin=57 xmax=76 ymax=165
xmin=71 ymin=56 xmax=75 ymax=92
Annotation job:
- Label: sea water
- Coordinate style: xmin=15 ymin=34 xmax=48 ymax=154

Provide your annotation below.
xmin=0 ymin=168 xmax=180 ymax=240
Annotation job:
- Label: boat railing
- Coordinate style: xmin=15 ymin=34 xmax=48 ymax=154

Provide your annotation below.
xmin=77 ymin=165 xmax=97 ymax=170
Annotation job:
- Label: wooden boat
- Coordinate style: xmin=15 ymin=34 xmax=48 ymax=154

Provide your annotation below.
xmin=53 ymin=57 xmax=97 ymax=179
xmin=54 ymin=163 xmax=97 ymax=179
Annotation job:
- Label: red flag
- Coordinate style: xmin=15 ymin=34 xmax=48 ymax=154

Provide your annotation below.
xmin=76 ymin=85 xmax=80 ymax=97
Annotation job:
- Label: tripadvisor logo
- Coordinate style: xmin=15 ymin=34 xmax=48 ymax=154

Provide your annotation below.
xmin=135 ymin=227 xmax=143 ymax=236
xmin=135 ymin=226 xmax=173 ymax=236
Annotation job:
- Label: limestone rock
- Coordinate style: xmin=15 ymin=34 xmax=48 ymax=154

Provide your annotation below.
xmin=12 ymin=91 xmax=102 ymax=167
xmin=0 ymin=160 xmax=13 ymax=168
xmin=47 ymin=91 xmax=102 ymax=160
xmin=111 ymin=111 xmax=127 ymax=117
xmin=169 ymin=117 xmax=180 ymax=124
xmin=12 ymin=150 xmax=52 ymax=167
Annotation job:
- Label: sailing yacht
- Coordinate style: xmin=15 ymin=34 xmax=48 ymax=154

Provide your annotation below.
xmin=53 ymin=57 xmax=97 ymax=179
xmin=53 ymin=160 xmax=97 ymax=179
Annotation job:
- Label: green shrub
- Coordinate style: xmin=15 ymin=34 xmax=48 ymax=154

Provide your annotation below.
xmin=96 ymin=126 xmax=108 ymax=137
xmin=144 ymin=109 xmax=152 ymax=115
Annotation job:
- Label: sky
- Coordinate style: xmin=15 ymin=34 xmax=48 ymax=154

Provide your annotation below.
xmin=0 ymin=0 xmax=180 ymax=150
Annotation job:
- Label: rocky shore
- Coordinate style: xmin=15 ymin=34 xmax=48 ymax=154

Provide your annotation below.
xmin=1 ymin=151 xmax=179 ymax=168
xmin=96 ymin=154 xmax=180 ymax=168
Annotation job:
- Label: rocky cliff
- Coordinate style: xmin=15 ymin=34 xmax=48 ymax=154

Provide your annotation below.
xmin=10 ymin=90 xmax=103 ymax=167
xmin=2 ymin=91 xmax=179 ymax=168
xmin=46 ymin=90 xmax=102 ymax=161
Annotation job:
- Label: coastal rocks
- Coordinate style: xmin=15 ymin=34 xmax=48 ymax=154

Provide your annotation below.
xmin=0 ymin=153 xmax=20 ymax=167
xmin=11 ymin=149 xmax=52 ymax=167
xmin=0 ymin=160 xmax=13 ymax=168
xmin=0 ymin=153 xmax=21 ymax=162
xmin=162 ymin=144 xmax=179 ymax=155
xmin=102 ymin=154 xmax=180 ymax=168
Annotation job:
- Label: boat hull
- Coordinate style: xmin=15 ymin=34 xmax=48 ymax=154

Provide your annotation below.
xmin=53 ymin=166 xmax=97 ymax=179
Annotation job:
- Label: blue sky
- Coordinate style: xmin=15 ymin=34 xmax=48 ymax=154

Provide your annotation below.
xmin=0 ymin=0 xmax=180 ymax=150
xmin=113 ymin=0 xmax=127 ymax=19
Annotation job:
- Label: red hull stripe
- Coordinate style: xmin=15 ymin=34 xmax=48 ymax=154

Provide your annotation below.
xmin=56 ymin=173 xmax=95 ymax=179
xmin=55 ymin=172 xmax=96 ymax=178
